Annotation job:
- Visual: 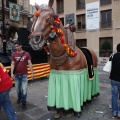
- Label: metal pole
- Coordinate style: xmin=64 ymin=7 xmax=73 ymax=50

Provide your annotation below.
xmin=2 ymin=0 xmax=7 ymax=56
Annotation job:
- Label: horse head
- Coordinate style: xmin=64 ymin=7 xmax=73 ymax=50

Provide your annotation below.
xmin=29 ymin=0 xmax=56 ymax=50
xmin=29 ymin=0 xmax=77 ymax=57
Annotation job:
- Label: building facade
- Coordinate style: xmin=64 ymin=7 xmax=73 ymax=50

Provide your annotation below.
xmin=52 ymin=0 xmax=120 ymax=62
xmin=0 ymin=0 xmax=32 ymax=50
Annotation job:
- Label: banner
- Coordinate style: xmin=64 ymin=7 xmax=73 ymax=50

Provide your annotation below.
xmin=9 ymin=2 xmax=20 ymax=21
xmin=86 ymin=1 xmax=100 ymax=30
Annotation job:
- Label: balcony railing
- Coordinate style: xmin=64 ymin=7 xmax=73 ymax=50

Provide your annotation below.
xmin=100 ymin=21 xmax=112 ymax=29
xmin=77 ymin=24 xmax=86 ymax=31
xmin=99 ymin=50 xmax=112 ymax=57
xmin=100 ymin=1 xmax=111 ymax=6
xmin=76 ymin=4 xmax=85 ymax=10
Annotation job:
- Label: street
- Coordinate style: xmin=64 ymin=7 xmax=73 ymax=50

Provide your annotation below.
xmin=1 ymin=63 xmax=116 ymax=120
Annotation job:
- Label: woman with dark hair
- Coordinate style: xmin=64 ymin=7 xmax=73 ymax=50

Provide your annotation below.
xmin=110 ymin=43 xmax=120 ymax=118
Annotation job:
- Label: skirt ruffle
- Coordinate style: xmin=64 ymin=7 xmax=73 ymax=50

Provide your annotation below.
xmin=47 ymin=68 xmax=100 ymax=113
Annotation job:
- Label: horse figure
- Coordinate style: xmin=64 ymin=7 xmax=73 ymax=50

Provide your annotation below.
xmin=29 ymin=0 xmax=99 ymax=118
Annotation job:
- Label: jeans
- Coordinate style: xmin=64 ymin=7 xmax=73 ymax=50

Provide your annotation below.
xmin=0 ymin=89 xmax=17 ymax=120
xmin=14 ymin=74 xmax=28 ymax=105
xmin=111 ymin=80 xmax=120 ymax=116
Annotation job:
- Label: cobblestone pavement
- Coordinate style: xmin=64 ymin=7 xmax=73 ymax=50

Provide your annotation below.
xmin=1 ymin=63 xmax=117 ymax=120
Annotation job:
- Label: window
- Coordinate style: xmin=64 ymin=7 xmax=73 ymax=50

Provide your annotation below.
xmin=76 ymin=39 xmax=87 ymax=48
xmin=65 ymin=14 xmax=75 ymax=25
xmin=99 ymin=37 xmax=113 ymax=57
xmin=56 ymin=0 xmax=64 ymax=14
xmin=60 ymin=18 xmax=64 ymax=26
xmin=101 ymin=10 xmax=112 ymax=28
xmin=100 ymin=0 xmax=111 ymax=6
xmin=76 ymin=0 xmax=85 ymax=10
xmin=77 ymin=14 xmax=85 ymax=30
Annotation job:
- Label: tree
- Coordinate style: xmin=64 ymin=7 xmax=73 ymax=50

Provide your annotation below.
xmin=101 ymin=41 xmax=112 ymax=57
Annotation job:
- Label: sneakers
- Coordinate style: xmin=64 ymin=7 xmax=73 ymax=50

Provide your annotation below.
xmin=17 ymin=98 xmax=27 ymax=110
xmin=117 ymin=114 xmax=120 ymax=119
xmin=112 ymin=114 xmax=117 ymax=118
xmin=22 ymin=104 xmax=27 ymax=110
xmin=117 ymin=116 xmax=120 ymax=119
xmin=54 ymin=112 xmax=63 ymax=119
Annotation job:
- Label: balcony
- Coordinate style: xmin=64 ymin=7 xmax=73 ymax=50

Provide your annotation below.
xmin=100 ymin=21 xmax=112 ymax=29
xmin=76 ymin=4 xmax=85 ymax=10
xmin=77 ymin=24 xmax=86 ymax=31
xmin=100 ymin=1 xmax=111 ymax=6
xmin=99 ymin=50 xmax=112 ymax=57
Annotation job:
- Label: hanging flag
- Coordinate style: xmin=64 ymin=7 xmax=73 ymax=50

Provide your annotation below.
xmin=9 ymin=2 xmax=20 ymax=21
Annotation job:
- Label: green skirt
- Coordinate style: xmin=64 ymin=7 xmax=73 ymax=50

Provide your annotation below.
xmin=47 ymin=68 xmax=100 ymax=112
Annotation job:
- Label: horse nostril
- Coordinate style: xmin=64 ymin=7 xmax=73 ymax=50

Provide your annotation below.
xmin=29 ymin=35 xmax=45 ymax=51
xmin=30 ymin=36 xmax=41 ymax=45
xmin=35 ymin=36 xmax=41 ymax=42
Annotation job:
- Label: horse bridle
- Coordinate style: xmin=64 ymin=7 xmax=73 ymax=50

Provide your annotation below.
xmin=29 ymin=16 xmax=52 ymax=50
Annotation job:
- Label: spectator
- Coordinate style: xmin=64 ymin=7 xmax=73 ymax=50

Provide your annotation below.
xmin=0 ymin=62 xmax=17 ymax=120
xmin=11 ymin=41 xmax=34 ymax=110
xmin=110 ymin=43 xmax=120 ymax=118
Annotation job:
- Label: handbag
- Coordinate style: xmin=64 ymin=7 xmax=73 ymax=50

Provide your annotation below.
xmin=103 ymin=60 xmax=112 ymax=73
xmin=103 ymin=53 xmax=114 ymax=73
xmin=8 ymin=52 xmax=25 ymax=76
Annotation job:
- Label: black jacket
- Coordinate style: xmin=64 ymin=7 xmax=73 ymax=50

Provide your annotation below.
xmin=110 ymin=52 xmax=120 ymax=81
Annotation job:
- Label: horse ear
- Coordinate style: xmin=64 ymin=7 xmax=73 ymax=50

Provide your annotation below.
xmin=35 ymin=2 xmax=40 ymax=11
xmin=48 ymin=0 xmax=54 ymax=8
